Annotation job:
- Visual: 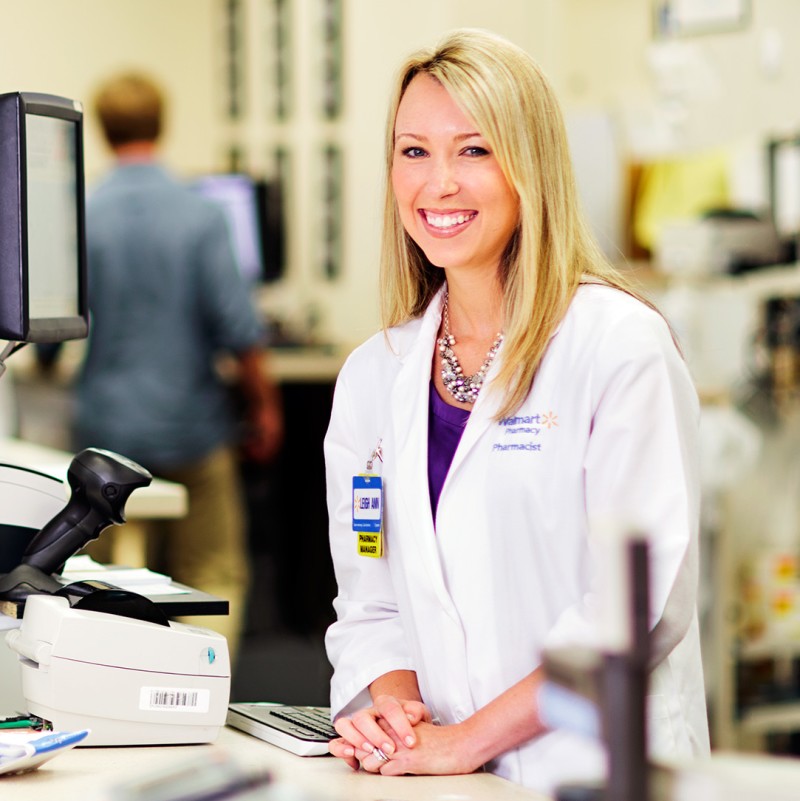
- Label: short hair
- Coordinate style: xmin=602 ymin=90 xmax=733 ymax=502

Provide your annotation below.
xmin=93 ymin=72 xmax=164 ymax=148
xmin=380 ymin=29 xmax=647 ymax=417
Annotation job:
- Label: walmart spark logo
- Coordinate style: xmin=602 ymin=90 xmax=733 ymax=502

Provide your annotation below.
xmin=541 ymin=411 xmax=559 ymax=429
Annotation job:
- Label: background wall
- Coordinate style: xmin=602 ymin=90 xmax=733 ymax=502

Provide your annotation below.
xmin=0 ymin=0 xmax=222 ymax=178
xmin=563 ymin=0 xmax=800 ymax=156
xmin=1 ymin=0 xmax=799 ymax=343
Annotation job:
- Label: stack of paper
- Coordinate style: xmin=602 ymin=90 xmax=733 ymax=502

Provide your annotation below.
xmin=62 ymin=555 xmax=187 ymax=597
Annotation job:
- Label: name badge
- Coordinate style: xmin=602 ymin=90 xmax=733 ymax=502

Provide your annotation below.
xmin=353 ymin=474 xmax=383 ymax=558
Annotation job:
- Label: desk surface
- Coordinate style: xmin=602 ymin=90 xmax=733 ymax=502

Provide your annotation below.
xmin=0 ymin=725 xmax=547 ymax=801
xmin=0 ymin=438 xmax=187 ymax=520
xmin=269 ymin=344 xmax=348 ymax=383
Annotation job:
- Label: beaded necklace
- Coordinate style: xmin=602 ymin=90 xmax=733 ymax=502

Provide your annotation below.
xmin=437 ymin=291 xmax=504 ymax=404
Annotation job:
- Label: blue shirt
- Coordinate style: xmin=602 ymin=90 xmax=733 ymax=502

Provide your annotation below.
xmin=75 ymin=163 xmax=264 ymax=469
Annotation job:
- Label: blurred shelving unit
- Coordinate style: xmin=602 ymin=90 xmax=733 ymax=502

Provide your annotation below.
xmin=632 ymin=258 xmax=800 ymax=754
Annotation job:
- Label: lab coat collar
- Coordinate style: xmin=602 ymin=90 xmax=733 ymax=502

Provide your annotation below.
xmin=390 ymin=286 xmax=507 ymax=487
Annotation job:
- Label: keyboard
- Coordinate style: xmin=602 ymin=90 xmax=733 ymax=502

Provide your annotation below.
xmin=226 ymin=703 xmax=337 ymax=757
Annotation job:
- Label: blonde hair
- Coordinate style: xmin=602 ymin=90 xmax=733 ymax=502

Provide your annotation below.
xmin=380 ymin=29 xmax=650 ymax=418
xmin=94 ymin=72 xmax=164 ymax=148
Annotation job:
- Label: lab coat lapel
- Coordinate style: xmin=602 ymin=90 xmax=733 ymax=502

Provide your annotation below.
xmin=390 ymin=290 xmax=445 ymax=483
xmin=389 ymin=293 xmax=457 ymax=611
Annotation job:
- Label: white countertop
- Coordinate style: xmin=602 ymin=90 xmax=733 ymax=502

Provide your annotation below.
xmin=268 ymin=345 xmax=349 ymax=383
xmin=6 ymin=339 xmax=350 ymax=386
xmin=0 ymin=725 xmax=547 ymax=801
xmin=0 ymin=438 xmax=187 ymax=520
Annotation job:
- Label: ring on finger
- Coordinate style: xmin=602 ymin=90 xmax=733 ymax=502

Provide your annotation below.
xmin=372 ymin=746 xmax=390 ymax=763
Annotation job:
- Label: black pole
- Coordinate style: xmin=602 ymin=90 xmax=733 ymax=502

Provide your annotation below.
xmin=602 ymin=539 xmax=649 ymax=801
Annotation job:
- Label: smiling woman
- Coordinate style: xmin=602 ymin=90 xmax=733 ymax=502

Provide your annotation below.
xmin=322 ymin=28 xmax=709 ymax=795
xmin=391 ymin=74 xmax=519 ymax=303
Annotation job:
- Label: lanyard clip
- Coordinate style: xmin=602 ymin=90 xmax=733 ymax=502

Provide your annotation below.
xmin=366 ymin=439 xmax=383 ymax=472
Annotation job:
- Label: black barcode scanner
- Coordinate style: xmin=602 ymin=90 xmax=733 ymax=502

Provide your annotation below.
xmin=0 ymin=448 xmax=152 ymax=602
xmin=22 ymin=448 xmax=152 ymax=573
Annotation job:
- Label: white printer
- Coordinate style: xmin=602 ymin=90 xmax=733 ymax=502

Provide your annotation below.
xmin=6 ymin=593 xmax=230 ymax=746
xmin=655 ymin=214 xmax=784 ymax=277
xmin=1 ymin=450 xmax=231 ymax=746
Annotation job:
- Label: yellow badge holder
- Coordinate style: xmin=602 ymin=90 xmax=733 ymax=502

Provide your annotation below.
xmin=353 ymin=440 xmax=383 ymax=558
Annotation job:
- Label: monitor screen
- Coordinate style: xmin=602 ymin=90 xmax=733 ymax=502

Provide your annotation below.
xmin=0 ymin=92 xmax=88 ymax=343
xmin=190 ymin=173 xmax=264 ymax=284
xmin=770 ymin=137 xmax=800 ymax=241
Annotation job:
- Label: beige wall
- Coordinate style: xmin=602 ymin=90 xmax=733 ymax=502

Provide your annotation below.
xmin=562 ymin=0 xmax=800 ymax=155
xmin=2 ymin=0 xmax=800 ymax=343
xmin=0 ymin=0 xmax=221 ymax=180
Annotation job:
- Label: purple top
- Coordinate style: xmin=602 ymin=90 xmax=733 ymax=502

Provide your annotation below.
xmin=428 ymin=382 xmax=470 ymax=524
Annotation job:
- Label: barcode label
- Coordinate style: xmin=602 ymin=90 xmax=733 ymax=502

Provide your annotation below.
xmin=139 ymin=687 xmax=210 ymax=713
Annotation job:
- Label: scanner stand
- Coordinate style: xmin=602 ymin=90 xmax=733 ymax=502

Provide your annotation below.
xmin=0 ymin=563 xmax=63 ymax=604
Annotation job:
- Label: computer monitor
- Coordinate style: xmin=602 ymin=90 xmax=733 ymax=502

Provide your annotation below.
xmin=190 ymin=172 xmax=285 ymax=284
xmin=190 ymin=173 xmax=262 ymax=284
xmin=0 ymin=92 xmax=88 ymax=344
xmin=769 ymin=136 xmax=800 ymax=248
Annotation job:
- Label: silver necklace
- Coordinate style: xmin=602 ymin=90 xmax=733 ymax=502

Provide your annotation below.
xmin=437 ymin=292 xmax=504 ymax=404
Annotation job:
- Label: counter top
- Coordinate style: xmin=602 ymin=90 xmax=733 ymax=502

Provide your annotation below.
xmin=0 ymin=726 xmax=547 ymax=801
xmin=0 ymin=438 xmax=187 ymax=520
xmin=4 ymin=722 xmax=800 ymax=801
xmin=268 ymin=344 xmax=350 ymax=383
xmin=6 ymin=340 xmax=351 ymax=387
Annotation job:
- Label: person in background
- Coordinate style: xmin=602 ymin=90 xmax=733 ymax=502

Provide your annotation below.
xmin=75 ymin=72 xmax=283 ymax=662
xmin=323 ymin=29 xmax=709 ymax=793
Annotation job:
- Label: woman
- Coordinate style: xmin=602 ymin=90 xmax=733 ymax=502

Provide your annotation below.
xmin=324 ymin=28 xmax=709 ymax=793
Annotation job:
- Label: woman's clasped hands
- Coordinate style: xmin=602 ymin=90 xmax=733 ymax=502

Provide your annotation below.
xmin=329 ymin=694 xmax=481 ymax=777
xmin=329 ymin=694 xmax=427 ymax=773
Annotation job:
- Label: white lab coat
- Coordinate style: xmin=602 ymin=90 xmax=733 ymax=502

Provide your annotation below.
xmin=324 ymin=283 xmax=710 ymax=794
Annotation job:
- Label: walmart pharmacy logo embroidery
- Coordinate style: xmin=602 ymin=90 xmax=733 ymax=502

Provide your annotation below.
xmin=494 ymin=409 xmax=559 ymax=453
xmin=497 ymin=411 xmax=559 ymax=433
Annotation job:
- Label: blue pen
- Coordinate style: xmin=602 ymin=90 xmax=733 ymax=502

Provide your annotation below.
xmin=0 ymin=730 xmax=89 ymax=768
xmin=27 ymin=730 xmax=90 ymax=753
